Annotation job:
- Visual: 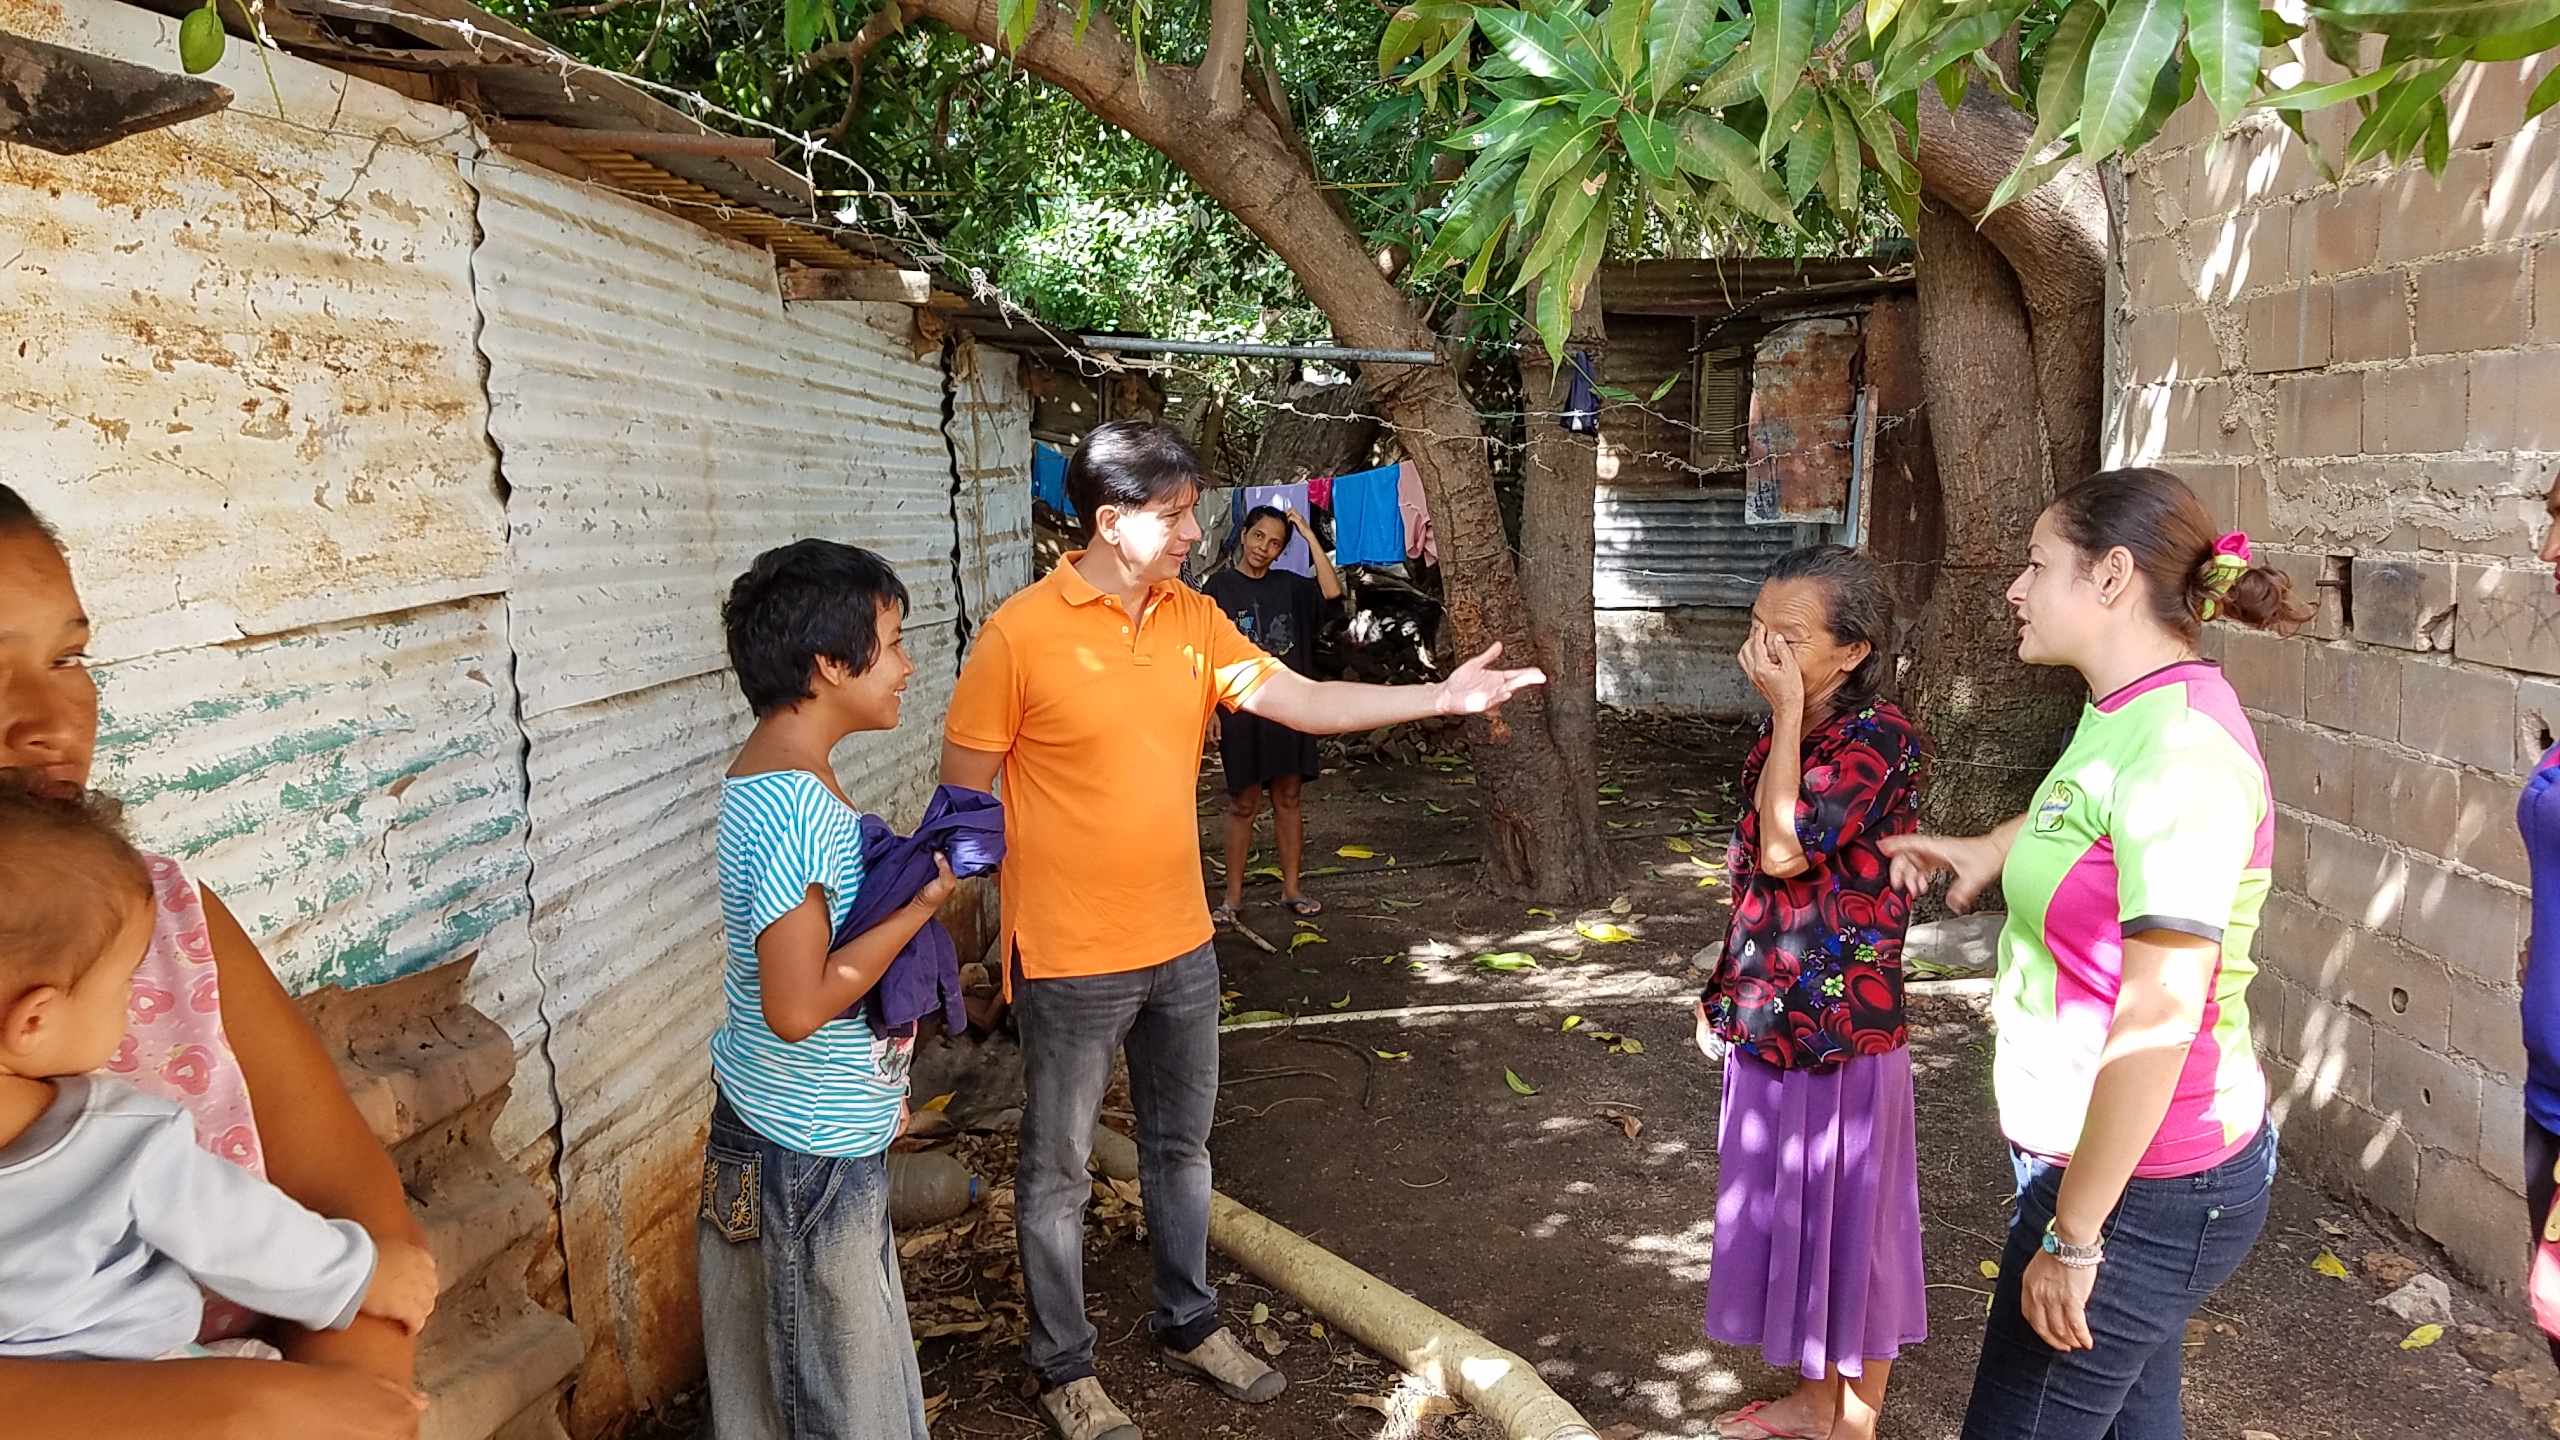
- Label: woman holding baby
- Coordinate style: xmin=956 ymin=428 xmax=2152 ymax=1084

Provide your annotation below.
xmin=0 ymin=483 xmax=432 ymax=1439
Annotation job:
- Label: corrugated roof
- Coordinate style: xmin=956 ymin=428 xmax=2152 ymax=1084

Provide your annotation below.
xmin=1599 ymin=257 xmax=1909 ymax=318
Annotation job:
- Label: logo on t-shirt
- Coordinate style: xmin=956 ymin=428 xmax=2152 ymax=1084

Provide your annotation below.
xmin=2035 ymin=781 xmax=2075 ymax=833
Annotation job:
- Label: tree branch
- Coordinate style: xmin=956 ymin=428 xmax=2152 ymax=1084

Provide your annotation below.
xmin=1204 ymin=0 xmax=1249 ymax=121
xmin=799 ymin=4 xmax=903 ymax=80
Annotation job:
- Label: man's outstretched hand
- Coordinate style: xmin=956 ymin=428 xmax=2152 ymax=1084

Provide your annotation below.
xmin=1434 ymin=642 xmax=1546 ymax=717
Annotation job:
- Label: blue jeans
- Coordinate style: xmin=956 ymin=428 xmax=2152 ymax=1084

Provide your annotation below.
xmin=1014 ymin=941 xmax=1225 ymax=1389
xmin=1961 ymin=1122 xmax=2277 ymax=1440
xmin=697 ymin=1090 xmax=929 ymax=1440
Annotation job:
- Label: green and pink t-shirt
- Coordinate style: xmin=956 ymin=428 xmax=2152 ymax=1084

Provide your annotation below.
xmin=1994 ymin=660 xmax=2270 ymax=1178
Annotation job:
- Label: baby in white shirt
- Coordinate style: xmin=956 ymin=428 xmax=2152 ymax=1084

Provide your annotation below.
xmin=0 ymin=781 xmax=438 ymax=1360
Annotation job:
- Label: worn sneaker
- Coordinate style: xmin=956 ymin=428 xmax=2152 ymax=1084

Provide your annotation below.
xmin=1162 ymin=1327 xmax=1288 ymax=1403
xmin=1037 ymin=1377 xmax=1143 ymax=1440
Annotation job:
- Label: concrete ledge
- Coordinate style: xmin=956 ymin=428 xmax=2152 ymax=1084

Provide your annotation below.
xmin=421 ymin=1302 xmax=585 ymax=1440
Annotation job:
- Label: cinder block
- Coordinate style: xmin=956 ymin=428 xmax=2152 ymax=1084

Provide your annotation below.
xmin=2183 ymin=461 xmax=2245 ymax=534
xmin=2234 ymin=206 xmax=2297 ymax=297
xmin=2455 ymin=564 xmax=2560 ymax=678
xmin=2486 ymin=119 xmax=2560 ymax=243
xmin=2519 ymin=678 xmax=2560 ymax=769
xmin=2401 ymin=860 xmax=2525 ymax=984
xmin=2273 ymin=980 xmax=2376 ymax=1108
xmin=2263 ymin=722 xmax=2353 ymax=823
xmin=2452 ymin=972 xmax=2531 ymax=1081
xmin=2276 ymin=372 xmax=2363 ymax=458
xmin=2352 ymin=751 xmax=2461 ymax=861
xmin=2257 ymin=885 xmax=2350 ymax=992
xmin=2274 ymin=809 xmax=2311 ymax=891
xmin=2127 ymin=311 xmax=2184 ymax=382
xmin=2416 ymin=1151 xmax=2528 ymax=1296
xmin=2414 ymin=251 xmax=2529 ymax=355
xmin=2455 ymin=769 xmax=2532 ymax=886
xmin=2324 ymin=922 xmax=2451 ymax=1052
xmin=2350 ymin=560 xmax=2457 ymax=652
xmin=2220 ymin=628 xmax=2306 ymax=718
xmin=2401 ymin=661 xmax=2522 ymax=772
xmin=2467 ymin=347 xmax=2560 ymax=453
xmin=2278 ymin=1093 xmax=2421 ymax=1219
xmin=2128 ymin=231 xmax=2196 ymax=311
xmin=2309 ymin=183 xmax=2383 ymax=277
xmin=2306 ymin=824 xmax=2409 ymax=935
xmin=2263 ymin=552 xmax=2345 ymax=641
xmin=2483 ymin=1080 xmax=2527 ymax=1190
xmin=2328 ymin=269 xmax=2412 ymax=363
xmin=2365 ymin=359 xmax=2471 ymax=455
xmin=2245 ymin=287 xmax=2333 ymax=373
xmin=2379 ymin=151 xmax=2494 ymax=267
xmin=2452 ymin=57 xmax=2545 ymax=151
xmin=2304 ymin=642 xmax=2402 ymax=735
xmin=2538 ymin=242 xmax=2560 ymax=344
xmin=2372 ymin=1028 xmax=2484 ymax=1158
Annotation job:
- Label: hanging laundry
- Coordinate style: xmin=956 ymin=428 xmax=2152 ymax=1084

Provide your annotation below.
xmin=1187 ymin=487 xmax=1235 ymax=583
xmin=1396 ymin=461 xmax=1438 ymax=567
xmin=1237 ymin=482 xmax=1314 ymax=576
xmin=1561 ymin=351 xmax=1601 ymax=434
xmin=1330 ymin=462 xmax=1407 ymax=567
xmin=1032 ymin=442 xmax=1074 ymax=517
xmin=1305 ymin=474 xmax=1334 ymax=511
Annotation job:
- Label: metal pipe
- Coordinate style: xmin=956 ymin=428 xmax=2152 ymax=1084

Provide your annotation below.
xmin=1078 ymin=334 xmax=1440 ymax=364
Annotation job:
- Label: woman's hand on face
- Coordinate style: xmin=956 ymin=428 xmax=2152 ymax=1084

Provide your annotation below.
xmin=1736 ymin=622 xmax=1805 ymax=717
xmin=2019 ymin=1250 xmax=2099 ymax=1352
xmin=1878 ymin=833 xmax=2002 ymax=911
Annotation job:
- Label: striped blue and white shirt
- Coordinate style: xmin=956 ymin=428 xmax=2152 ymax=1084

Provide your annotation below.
xmin=709 ymin=770 xmax=911 ymax=1157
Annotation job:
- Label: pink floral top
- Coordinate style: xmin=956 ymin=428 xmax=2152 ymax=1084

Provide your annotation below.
xmin=103 ymin=854 xmax=270 ymax=1339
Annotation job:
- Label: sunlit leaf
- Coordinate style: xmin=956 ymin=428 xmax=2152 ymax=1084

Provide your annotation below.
xmin=1979 ymin=1259 xmax=2000 ymax=1278
xmin=1754 ymin=0 xmax=1820 ymax=135
xmin=2531 ymin=62 xmax=2560 ymax=121
xmin=1375 ymin=1049 xmax=1412 ymax=1060
xmin=2348 ymin=58 xmax=2459 ymax=169
xmin=2186 ymin=0 xmax=2261 ymax=127
xmin=1223 ymin=1010 xmax=1290 ymax=1026
xmin=1867 ymin=0 xmax=1904 ymax=43
xmin=1476 ymin=951 xmax=1543 ymax=971
xmin=2312 ymin=1249 xmax=2351 ymax=1279
xmin=1667 ymin=836 xmax=1697 ymax=853
xmin=1564 ymin=1014 xmax=1583 ymax=1029
xmin=1823 ymin=92 xmax=1864 ymax=222
xmin=2080 ymin=0 xmax=2185 ymax=158
xmin=1290 ymin=931 xmax=1328 ymax=950
xmin=1478 ymin=5 xmax=1585 ymax=81
xmin=1674 ymin=113 xmax=1800 ymax=227
xmin=2477 ymin=11 xmax=2560 ymax=60
xmin=1643 ymin=0 xmax=1719 ymax=95
xmin=1577 ymin=921 xmax=1635 ymax=943
xmin=1504 ymin=1067 xmax=1539 ymax=1095
xmin=2026 ymin=0 xmax=2103 ymax=157
xmin=1648 ymin=370 xmax=1681 ymax=402
xmin=1783 ymin=93 xmax=1834 ymax=204
xmin=1604 ymin=0 xmax=1652 ymax=85
xmin=2402 ymin=1323 xmax=2445 ymax=1349
xmin=1984 ymin=139 xmax=2083 ymax=215
xmin=1620 ymin=111 xmax=1679 ymax=181
xmin=1331 ymin=993 xmax=1353 ymax=1010
xmin=922 ymin=1091 xmax=956 ymax=1112
xmin=1338 ymin=845 xmax=1377 ymax=859
xmin=2253 ymin=62 xmax=2400 ymax=111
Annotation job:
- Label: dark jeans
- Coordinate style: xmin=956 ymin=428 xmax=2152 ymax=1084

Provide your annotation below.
xmin=1961 ymin=1123 xmax=2278 ymax=1440
xmin=1013 ymin=941 xmax=1224 ymax=1390
xmin=2526 ymin=1117 xmax=2560 ymax=1368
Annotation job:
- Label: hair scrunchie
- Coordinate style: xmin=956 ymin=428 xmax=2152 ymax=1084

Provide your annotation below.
xmin=2199 ymin=531 xmax=2251 ymax=621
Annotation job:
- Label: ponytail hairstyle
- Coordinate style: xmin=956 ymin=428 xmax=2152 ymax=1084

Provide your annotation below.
xmin=1762 ymin=543 xmax=1891 ymax=711
xmin=2044 ymin=467 xmax=2310 ymax=639
xmin=0 ymin=484 xmax=60 ymax=548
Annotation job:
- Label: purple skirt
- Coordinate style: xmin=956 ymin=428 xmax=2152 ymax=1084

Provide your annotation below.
xmin=1704 ymin=1046 xmax=1927 ymax=1379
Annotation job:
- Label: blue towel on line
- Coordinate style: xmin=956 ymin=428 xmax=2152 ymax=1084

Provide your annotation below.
xmin=1330 ymin=462 xmax=1407 ymax=567
xmin=1032 ymin=443 xmax=1074 ymax=518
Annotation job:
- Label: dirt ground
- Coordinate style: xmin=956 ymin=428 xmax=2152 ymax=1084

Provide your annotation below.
xmin=647 ymin=713 xmax=2559 ymax=1440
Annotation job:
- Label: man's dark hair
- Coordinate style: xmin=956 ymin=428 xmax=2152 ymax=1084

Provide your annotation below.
xmin=722 ymin=540 xmax=910 ymax=718
xmin=0 ymin=775 xmax=150 ymax=991
xmin=1065 ymin=421 xmax=1203 ymax=538
xmin=0 ymin=484 xmax=61 ymax=547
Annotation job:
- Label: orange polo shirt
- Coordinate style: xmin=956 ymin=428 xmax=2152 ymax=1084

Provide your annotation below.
xmin=945 ymin=554 xmax=1283 ymax=982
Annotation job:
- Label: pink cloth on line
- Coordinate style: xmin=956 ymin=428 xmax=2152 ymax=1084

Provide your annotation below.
xmin=1395 ymin=461 xmax=1436 ymax=566
xmin=106 ymin=855 xmax=270 ymax=1341
xmin=1306 ymin=474 xmax=1333 ymax=510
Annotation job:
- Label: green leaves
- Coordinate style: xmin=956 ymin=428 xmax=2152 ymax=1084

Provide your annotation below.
xmin=1641 ymin=0 xmax=1721 ymax=97
xmin=2311 ymin=0 xmax=2560 ymax=39
xmin=2185 ymin=0 xmax=2261 ymax=127
xmin=787 ymin=0 xmax=838 ymax=54
xmin=1753 ymin=0 xmax=1820 ymax=131
xmin=1675 ymin=113 xmax=1798 ymax=227
xmin=2080 ymin=0 xmax=2186 ymax=159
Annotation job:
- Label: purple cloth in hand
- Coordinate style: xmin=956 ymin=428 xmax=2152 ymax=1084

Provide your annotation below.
xmin=832 ymin=785 xmax=1006 ymax=1037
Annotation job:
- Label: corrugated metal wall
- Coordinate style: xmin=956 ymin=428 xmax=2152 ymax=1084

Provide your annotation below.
xmin=5 ymin=12 xmax=1033 ymax=1430
xmin=472 ymin=157 xmax=998 ymax=1427
xmin=1592 ymin=486 xmax=1802 ymax=717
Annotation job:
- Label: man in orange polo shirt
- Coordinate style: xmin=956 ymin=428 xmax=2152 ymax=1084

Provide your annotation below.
xmin=942 ymin=420 xmax=1540 ymax=1440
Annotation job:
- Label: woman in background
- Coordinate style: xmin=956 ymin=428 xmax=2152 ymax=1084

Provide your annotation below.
xmin=1206 ymin=504 xmax=1340 ymax=922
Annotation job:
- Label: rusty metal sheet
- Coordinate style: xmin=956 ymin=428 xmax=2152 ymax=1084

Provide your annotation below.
xmin=0 ymin=0 xmax=504 ymax=660
xmin=88 ymin=597 xmax=534 ymax=996
xmin=473 ymin=156 xmax=1028 ymax=1422
xmin=1744 ymin=317 xmax=1863 ymax=525
xmin=472 ymin=157 xmax=960 ymax=718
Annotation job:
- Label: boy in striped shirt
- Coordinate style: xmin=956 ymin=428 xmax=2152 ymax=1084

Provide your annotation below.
xmin=697 ymin=540 xmax=957 ymax=1440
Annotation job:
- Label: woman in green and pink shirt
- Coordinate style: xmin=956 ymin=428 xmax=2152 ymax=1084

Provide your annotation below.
xmin=1883 ymin=468 xmax=2306 ymax=1440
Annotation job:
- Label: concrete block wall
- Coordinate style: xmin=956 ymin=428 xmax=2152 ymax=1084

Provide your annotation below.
xmin=2113 ymin=53 xmax=2560 ymax=1292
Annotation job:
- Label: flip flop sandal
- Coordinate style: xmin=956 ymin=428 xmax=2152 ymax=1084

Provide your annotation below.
xmin=1714 ymin=1401 xmax=1825 ymax=1440
xmin=1281 ymin=897 xmax=1322 ymax=917
xmin=1210 ymin=905 xmax=1241 ymax=927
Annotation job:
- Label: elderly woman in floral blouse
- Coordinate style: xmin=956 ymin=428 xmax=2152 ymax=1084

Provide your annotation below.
xmin=1695 ymin=545 xmax=1927 ymax=1440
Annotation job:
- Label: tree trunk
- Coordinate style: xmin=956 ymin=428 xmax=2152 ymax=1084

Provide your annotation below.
xmin=903 ymin=0 xmax=1608 ymax=899
xmin=1907 ymin=198 xmax=2082 ymax=838
xmin=1510 ymin=287 xmax=1612 ymax=899
xmin=1895 ymin=80 xmax=2112 ymax=833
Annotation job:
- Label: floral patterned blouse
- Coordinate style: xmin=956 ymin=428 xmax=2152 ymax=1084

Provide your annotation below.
xmin=1707 ymin=699 xmax=1923 ymax=1072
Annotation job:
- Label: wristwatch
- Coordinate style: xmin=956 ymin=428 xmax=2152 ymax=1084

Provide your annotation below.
xmin=2041 ymin=1218 xmax=2105 ymax=1269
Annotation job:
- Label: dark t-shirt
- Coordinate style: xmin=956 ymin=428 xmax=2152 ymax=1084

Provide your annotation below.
xmin=1202 ymin=567 xmax=1325 ymax=676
